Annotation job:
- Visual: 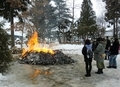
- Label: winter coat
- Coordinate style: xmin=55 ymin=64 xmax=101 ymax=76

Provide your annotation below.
xmin=105 ymin=39 xmax=111 ymax=50
xmin=82 ymin=44 xmax=92 ymax=62
xmin=94 ymin=41 xmax=106 ymax=62
xmin=110 ymin=39 xmax=119 ymax=55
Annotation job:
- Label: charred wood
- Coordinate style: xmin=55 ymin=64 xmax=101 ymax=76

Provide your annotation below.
xmin=18 ymin=50 xmax=75 ymax=65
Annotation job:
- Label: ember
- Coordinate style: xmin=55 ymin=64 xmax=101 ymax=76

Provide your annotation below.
xmin=19 ymin=31 xmax=75 ymax=65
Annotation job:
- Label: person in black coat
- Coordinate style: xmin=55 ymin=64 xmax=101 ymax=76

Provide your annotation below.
xmin=105 ymin=36 xmax=111 ymax=60
xmin=82 ymin=39 xmax=93 ymax=77
xmin=92 ymin=37 xmax=102 ymax=52
xmin=107 ymin=37 xmax=119 ymax=69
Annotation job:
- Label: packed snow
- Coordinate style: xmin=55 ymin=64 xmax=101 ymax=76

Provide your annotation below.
xmin=0 ymin=44 xmax=120 ymax=87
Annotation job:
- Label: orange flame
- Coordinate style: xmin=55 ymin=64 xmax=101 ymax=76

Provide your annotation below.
xmin=22 ymin=31 xmax=54 ymax=57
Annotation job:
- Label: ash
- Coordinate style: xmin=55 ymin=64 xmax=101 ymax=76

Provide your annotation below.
xmin=18 ymin=50 xmax=75 ymax=65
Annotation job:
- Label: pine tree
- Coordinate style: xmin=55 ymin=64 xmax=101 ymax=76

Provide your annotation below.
xmin=0 ymin=0 xmax=31 ymax=47
xmin=77 ymin=0 xmax=97 ymax=38
xmin=29 ymin=0 xmax=55 ymax=40
xmin=103 ymin=0 xmax=120 ymax=37
xmin=0 ymin=23 xmax=12 ymax=73
xmin=53 ymin=0 xmax=72 ymax=43
xmin=30 ymin=0 xmax=72 ymax=42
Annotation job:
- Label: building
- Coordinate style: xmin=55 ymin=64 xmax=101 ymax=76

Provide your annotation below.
xmin=104 ymin=29 xmax=113 ymax=37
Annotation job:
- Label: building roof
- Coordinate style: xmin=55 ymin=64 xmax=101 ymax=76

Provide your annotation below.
xmin=104 ymin=29 xmax=113 ymax=36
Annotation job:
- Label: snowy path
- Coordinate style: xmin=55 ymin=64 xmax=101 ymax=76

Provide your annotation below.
xmin=0 ymin=54 xmax=120 ymax=87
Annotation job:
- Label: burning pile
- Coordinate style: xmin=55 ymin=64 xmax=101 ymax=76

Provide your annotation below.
xmin=19 ymin=31 xmax=75 ymax=65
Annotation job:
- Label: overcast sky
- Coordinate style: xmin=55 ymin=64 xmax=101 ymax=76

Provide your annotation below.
xmin=66 ymin=0 xmax=106 ymax=21
xmin=1 ymin=0 xmax=106 ymax=29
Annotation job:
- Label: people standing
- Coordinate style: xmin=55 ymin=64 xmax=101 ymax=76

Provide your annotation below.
xmin=94 ymin=37 xmax=106 ymax=74
xmin=92 ymin=39 xmax=96 ymax=52
xmin=107 ymin=37 xmax=119 ymax=69
xmin=82 ymin=39 xmax=93 ymax=77
xmin=92 ymin=37 xmax=102 ymax=52
xmin=105 ymin=36 xmax=111 ymax=60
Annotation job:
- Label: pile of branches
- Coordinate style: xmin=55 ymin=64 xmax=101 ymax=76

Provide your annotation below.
xmin=11 ymin=46 xmax=22 ymax=54
xmin=19 ymin=50 xmax=75 ymax=65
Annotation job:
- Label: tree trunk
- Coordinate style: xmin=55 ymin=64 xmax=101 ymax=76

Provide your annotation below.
xmin=10 ymin=8 xmax=15 ymax=48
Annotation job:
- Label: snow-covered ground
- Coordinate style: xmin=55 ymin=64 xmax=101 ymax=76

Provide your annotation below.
xmin=0 ymin=44 xmax=120 ymax=87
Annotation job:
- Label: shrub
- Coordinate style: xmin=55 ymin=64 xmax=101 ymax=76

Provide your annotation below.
xmin=0 ymin=25 xmax=12 ymax=73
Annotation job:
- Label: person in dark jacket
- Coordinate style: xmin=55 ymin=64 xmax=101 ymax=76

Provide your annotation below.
xmin=92 ymin=37 xmax=102 ymax=52
xmin=107 ymin=37 xmax=119 ymax=69
xmin=82 ymin=39 xmax=93 ymax=77
xmin=92 ymin=39 xmax=96 ymax=52
xmin=105 ymin=36 xmax=111 ymax=60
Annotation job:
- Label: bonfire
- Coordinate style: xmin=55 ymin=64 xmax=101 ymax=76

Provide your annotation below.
xmin=22 ymin=31 xmax=54 ymax=57
xmin=19 ymin=31 xmax=75 ymax=65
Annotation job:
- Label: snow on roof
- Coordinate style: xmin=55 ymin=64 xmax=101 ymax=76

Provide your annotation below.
xmin=7 ymin=31 xmax=26 ymax=37
xmin=104 ymin=29 xmax=113 ymax=36
xmin=104 ymin=31 xmax=113 ymax=36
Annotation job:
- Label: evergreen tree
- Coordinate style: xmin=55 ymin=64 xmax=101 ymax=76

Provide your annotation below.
xmin=29 ymin=0 xmax=56 ymax=40
xmin=77 ymin=0 xmax=97 ymax=38
xmin=0 ymin=23 xmax=12 ymax=73
xmin=53 ymin=0 xmax=72 ymax=43
xmin=103 ymin=0 xmax=120 ymax=37
xmin=0 ymin=0 xmax=31 ymax=47
xmin=29 ymin=0 xmax=72 ymax=42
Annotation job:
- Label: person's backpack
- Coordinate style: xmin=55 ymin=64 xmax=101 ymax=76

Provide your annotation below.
xmin=87 ymin=49 xmax=93 ymax=58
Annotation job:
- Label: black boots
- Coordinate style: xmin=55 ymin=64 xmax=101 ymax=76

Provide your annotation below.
xmin=107 ymin=66 xmax=117 ymax=69
xmin=84 ymin=70 xmax=91 ymax=77
xmin=85 ymin=66 xmax=92 ymax=77
xmin=84 ymin=74 xmax=91 ymax=77
xmin=95 ymin=68 xmax=103 ymax=74
xmin=107 ymin=66 xmax=112 ymax=68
